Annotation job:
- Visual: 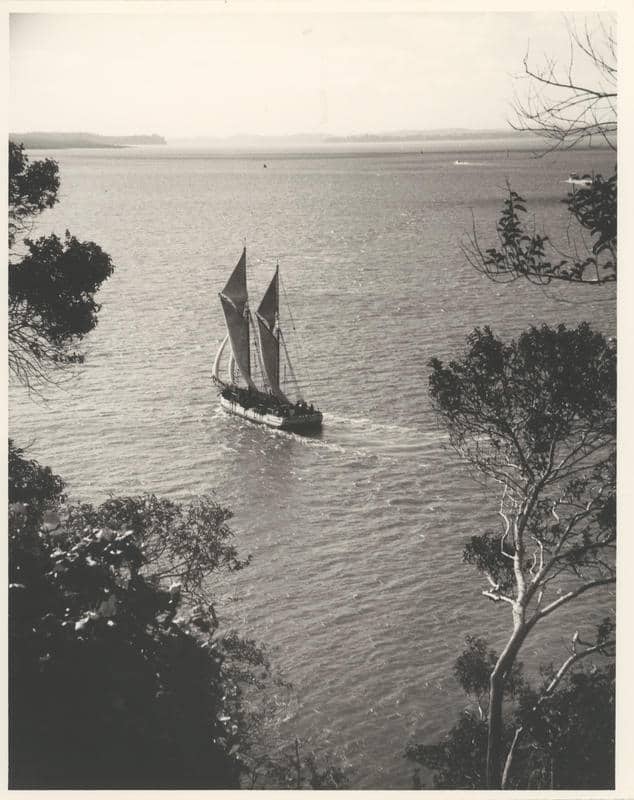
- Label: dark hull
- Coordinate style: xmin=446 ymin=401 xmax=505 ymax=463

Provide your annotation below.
xmin=219 ymin=396 xmax=323 ymax=432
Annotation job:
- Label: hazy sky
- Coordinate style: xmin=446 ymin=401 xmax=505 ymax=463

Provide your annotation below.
xmin=9 ymin=7 xmax=615 ymax=138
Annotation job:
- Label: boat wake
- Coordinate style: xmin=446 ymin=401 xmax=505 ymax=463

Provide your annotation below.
xmin=324 ymin=412 xmax=436 ymax=441
xmin=211 ymin=405 xmax=444 ymax=461
xmin=271 ymin=429 xmax=348 ymax=453
xmin=214 ymin=409 xmax=348 ymax=453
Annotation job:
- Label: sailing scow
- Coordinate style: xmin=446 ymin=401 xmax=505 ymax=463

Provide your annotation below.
xmin=212 ymin=248 xmax=323 ymax=432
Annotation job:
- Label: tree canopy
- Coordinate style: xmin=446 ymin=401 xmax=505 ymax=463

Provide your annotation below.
xmin=8 ymin=442 xmax=264 ymax=789
xmin=9 ymin=141 xmax=59 ymax=249
xmin=429 ymin=323 xmax=615 ymax=489
xmin=8 ymin=141 xmax=114 ymax=389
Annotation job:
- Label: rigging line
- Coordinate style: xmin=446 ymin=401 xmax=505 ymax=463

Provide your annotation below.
xmin=279 ymin=330 xmax=303 ymax=401
xmin=278 ymin=271 xmax=316 ymax=396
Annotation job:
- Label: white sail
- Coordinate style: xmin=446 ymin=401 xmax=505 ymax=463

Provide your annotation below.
xmin=212 ymin=334 xmax=229 ymax=382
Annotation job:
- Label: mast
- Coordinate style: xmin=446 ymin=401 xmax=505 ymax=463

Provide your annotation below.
xmin=219 ymin=248 xmax=256 ymax=389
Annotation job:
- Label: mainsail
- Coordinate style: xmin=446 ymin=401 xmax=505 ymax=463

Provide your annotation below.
xmin=256 ymin=266 xmax=285 ymax=398
xmin=219 ymin=248 xmax=255 ymax=388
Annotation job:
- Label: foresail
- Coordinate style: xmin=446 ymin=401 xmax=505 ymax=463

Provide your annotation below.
xmin=219 ymin=248 xmax=254 ymax=388
xmin=256 ymin=268 xmax=284 ymax=398
xmin=221 ymin=248 xmax=248 ymax=311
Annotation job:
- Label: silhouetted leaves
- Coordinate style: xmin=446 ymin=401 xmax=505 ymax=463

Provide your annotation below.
xmin=408 ymin=635 xmax=614 ymax=789
xmin=454 ymin=635 xmax=524 ymax=709
xmin=9 ymin=445 xmax=255 ymax=789
xmin=9 ymin=142 xmax=59 ymax=249
xmin=8 ymin=142 xmax=114 ymax=388
xmin=463 ymin=532 xmax=516 ymax=593
xmin=465 ymin=172 xmax=617 ymax=285
xmin=516 ymin=664 xmax=615 ymax=789
xmin=407 ymin=711 xmax=489 ymax=788
xmin=429 ymin=323 xmax=615 ymax=482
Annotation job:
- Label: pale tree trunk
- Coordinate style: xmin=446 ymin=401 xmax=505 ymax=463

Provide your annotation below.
xmin=486 ymin=624 xmax=528 ymax=789
xmin=487 ymin=668 xmax=506 ymax=789
xmin=501 ymin=726 xmax=524 ymax=788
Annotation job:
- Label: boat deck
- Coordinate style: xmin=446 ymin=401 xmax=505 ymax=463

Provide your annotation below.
xmin=219 ymin=396 xmax=323 ymax=432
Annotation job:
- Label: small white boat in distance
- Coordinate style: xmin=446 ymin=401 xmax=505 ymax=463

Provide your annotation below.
xmin=212 ymin=248 xmax=323 ymax=433
xmin=565 ymin=172 xmax=593 ymax=186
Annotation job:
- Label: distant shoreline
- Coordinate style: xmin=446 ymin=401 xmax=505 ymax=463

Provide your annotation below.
xmin=10 ymin=128 xmax=615 ymax=155
xmin=10 ymin=132 xmax=167 ymax=149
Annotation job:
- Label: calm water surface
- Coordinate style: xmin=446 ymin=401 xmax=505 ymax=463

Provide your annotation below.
xmin=10 ymin=144 xmax=616 ymax=788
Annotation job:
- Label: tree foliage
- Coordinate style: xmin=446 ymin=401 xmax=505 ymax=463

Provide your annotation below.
xmin=62 ymin=493 xmax=251 ymax=612
xmin=515 ymin=661 xmax=615 ymax=789
xmin=407 ymin=634 xmax=614 ymax=790
xmin=8 ymin=142 xmax=114 ymax=390
xmin=429 ymin=323 xmax=615 ymax=486
xmin=9 ymin=141 xmax=59 ymax=248
xmin=8 ymin=441 xmax=261 ymax=789
xmin=407 ymin=712 xmax=489 ymax=789
xmin=454 ymin=635 xmax=524 ymax=717
xmin=464 ymin=174 xmax=616 ymax=286
xmin=9 ymin=441 xmax=66 ymax=518
xmin=244 ymin=735 xmax=351 ymax=790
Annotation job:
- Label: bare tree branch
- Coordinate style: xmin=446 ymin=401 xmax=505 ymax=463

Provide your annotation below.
xmin=511 ymin=14 xmax=616 ymax=153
